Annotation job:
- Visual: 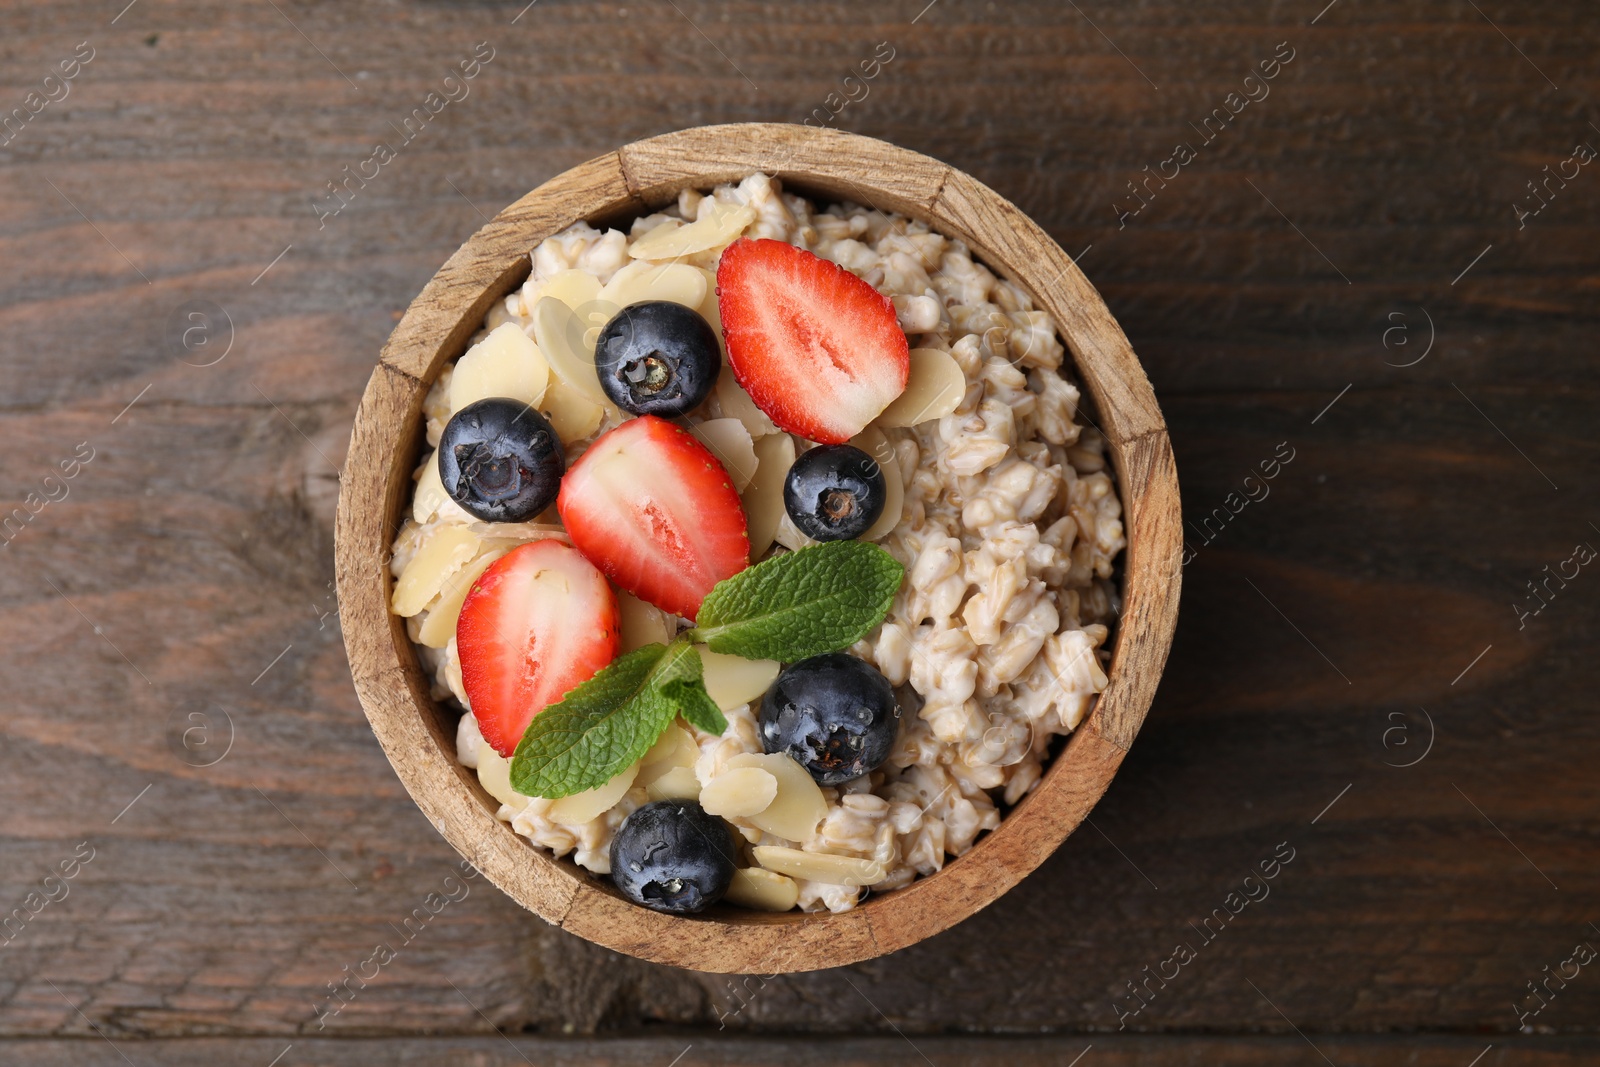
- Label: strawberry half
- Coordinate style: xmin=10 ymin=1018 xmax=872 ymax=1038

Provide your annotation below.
xmin=558 ymin=415 xmax=749 ymax=620
xmin=717 ymin=238 xmax=910 ymax=444
xmin=456 ymin=539 xmax=620 ymax=757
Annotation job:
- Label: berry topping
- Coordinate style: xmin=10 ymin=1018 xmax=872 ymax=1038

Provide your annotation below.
xmin=758 ymin=652 xmax=899 ymax=785
xmin=609 ymin=799 xmax=737 ymax=914
xmin=557 ymin=415 xmax=749 ymax=621
xmin=782 ymin=444 xmax=886 ymax=542
xmin=456 ymin=540 xmax=620 ymax=758
xmin=594 ymin=301 xmax=722 ymax=418
xmin=439 ymin=397 xmax=564 ymax=522
xmin=717 ymin=238 xmax=910 ymax=445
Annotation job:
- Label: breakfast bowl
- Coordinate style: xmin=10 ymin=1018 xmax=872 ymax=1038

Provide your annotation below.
xmin=334 ymin=123 xmax=1180 ymax=974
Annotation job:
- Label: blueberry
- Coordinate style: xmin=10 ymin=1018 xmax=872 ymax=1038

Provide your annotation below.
xmin=609 ymin=800 xmax=737 ymax=914
xmin=439 ymin=397 xmax=564 ymax=522
xmin=594 ymin=301 xmax=721 ymax=418
xmin=782 ymin=444 xmax=886 ymax=542
xmin=759 ymin=653 xmax=900 ymax=785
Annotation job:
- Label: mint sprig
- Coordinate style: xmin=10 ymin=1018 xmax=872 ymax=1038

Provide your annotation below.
xmin=664 ymin=677 xmax=727 ymax=736
xmin=508 ymin=643 xmax=677 ymax=799
xmin=509 ymin=542 xmax=904 ymax=799
xmin=686 ymin=540 xmax=904 ymax=661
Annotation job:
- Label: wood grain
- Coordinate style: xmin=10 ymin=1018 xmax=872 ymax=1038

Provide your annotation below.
xmin=0 ymin=0 xmax=1595 ymax=1049
xmin=3 ymin=1035 xmax=1596 ymax=1066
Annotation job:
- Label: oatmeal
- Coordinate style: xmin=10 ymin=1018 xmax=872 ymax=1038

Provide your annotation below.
xmin=392 ymin=173 xmax=1124 ymax=913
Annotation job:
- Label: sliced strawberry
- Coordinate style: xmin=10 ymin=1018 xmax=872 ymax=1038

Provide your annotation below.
xmin=717 ymin=237 xmax=910 ymax=444
xmin=456 ymin=539 xmax=620 ymax=757
xmin=558 ymin=415 xmax=749 ymax=620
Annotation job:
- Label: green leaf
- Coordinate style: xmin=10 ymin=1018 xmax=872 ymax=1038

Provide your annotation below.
xmin=649 ymin=641 xmax=728 ymax=734
xmin=688 ymin=541 xmax=904 ymax=662
xmin=650 ymin=638 xmax=703 ymax=691
xmin=508 ymin=643 xmax=677 ymax=799
xmin=667 ymin=677 xmax=727 ymax=735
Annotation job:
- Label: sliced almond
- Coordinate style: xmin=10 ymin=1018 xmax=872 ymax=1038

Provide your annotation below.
xmin=413 ymin=450 xmax=449 ymax=523
xmin=476 ymin=746 xmax=530 ymax=812
xmin=632 ymin=216 xmax=684 ymax=244
xmin=645 ymin=764 xmax=702 ymax=802
xmin=636 ymin=759 xmax=682 ymax=791
xmin=531 ymin=295 xmax=610 ymax=406
xmin=538 ymin=379 xmax=606 ymax=445
xmin=640 ymin=723 xmax=699 ymax=773
xmin=618 ymin=590 xmax=673 ymax=653
xmin=849 ymin=425 xmax=904 ymax=543
xmin=697 ymin=646 xmax=779 ymax=711
xmin=532 ymin=268 xmax=602 ymax=313
xmin=547 ymin=762 xmax=639 ymax=824
xmin=725 ymin=752 xmax=827 ymax=843
xmin=696 ymin=266 xmax=726 ymax=357
xmin=392 ymin=525 xmax=481 ymax=617
xmin=724 ymin=867 xmax=800 ymax=912
xmin=692 ymin=418 xmax=758 ymax=492
xmin=417 ymin=547 xmax=507 ymax=648
xmin=628 ymin=201 xmax=755 ymax=260
xmin=448 ymin=322 xmax=549 ymax=413
xmin=471 ymin=522 xmax=568 ymax=545
xmin=700 ymin=766 xmax=779 ymax=818
xmin=713 ymin=369 xmax=775 ymax=436
xmin=751 ymin=846 xmax=885 ymax=887
xmin=875 ymin=348 xmax=966 ymax=428
xmin=742 ymin=433 xmax=796 ymax=560
xmin=597 ymin=260 xmax=708 ymax=312
xmin=773 ymin=510 xmax=819 ymax=553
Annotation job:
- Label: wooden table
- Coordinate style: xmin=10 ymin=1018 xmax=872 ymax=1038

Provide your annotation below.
xmin=3 ymin=1 xmax=1594 ymax=1062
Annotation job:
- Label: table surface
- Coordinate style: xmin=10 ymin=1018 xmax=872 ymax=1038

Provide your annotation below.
xmin=3 ymin=1 xmax=1596 ymax=1063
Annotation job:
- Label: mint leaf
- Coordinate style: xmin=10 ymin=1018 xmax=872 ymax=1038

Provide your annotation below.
xmin=688 ymin=541 xmax=904 ymax=661
xmin=667 ymin=677 xmax=727 ymax=735
xmin=650 ymin=640 xmax=728 ymax=734
xmin=650 ymin=638 xmax=703 ymax=691
xmin=508 ymin=643 xmax=676 ymax=799
xmin=507 ymin=640 xmax=726 ymax=798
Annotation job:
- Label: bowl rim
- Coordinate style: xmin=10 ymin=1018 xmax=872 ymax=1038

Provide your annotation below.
xmin=335 ymin=122 xmax=1181 ymax=974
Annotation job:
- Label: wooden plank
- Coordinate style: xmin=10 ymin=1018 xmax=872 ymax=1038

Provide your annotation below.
xmin=0 ymin=1035 xmax=1595 ymax=1066
xmin=0 ymin=0 xmax=1595 ymax=1042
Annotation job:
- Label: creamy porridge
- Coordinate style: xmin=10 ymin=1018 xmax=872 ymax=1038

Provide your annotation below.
xmin=390 ymin=173 xmax=1124 ymax=913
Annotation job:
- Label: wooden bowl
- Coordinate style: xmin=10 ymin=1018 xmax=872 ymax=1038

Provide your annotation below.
xmin=335 ymin=123 xmax=1180 ymax=974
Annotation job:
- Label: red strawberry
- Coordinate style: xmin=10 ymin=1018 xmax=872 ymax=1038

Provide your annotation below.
xmin=558 ymin=415 xmax=749 ymax=620
xmin=717 ymin=238 xmax=910 ymax=444
xmin=456 ymin=539 xmax=620 ymax=757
